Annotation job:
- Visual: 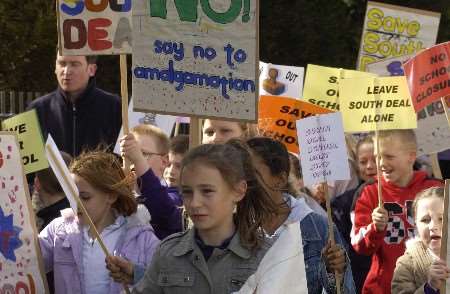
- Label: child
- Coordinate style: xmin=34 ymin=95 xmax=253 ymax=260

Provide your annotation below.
xmin=247 ymin=137 xmax=355 ymax=293
xmin=392 ymin=187 xmax=450 ymax=293
xmin=131 ymin=140 xmax=280 ymax=293
xmin=39 ymin=151 xmax=160 ymax=294
xmin=120 ymin=124 xmax=183 ymax=239
xmin=351 ymin=130 xmax=442 ymax=294
xmin=163 ymin=134 xmax=189 ymax=206
xmin=202 ymin=119 xmax=258 ymax=144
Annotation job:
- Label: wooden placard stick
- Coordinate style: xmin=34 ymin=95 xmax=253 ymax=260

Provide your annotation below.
xmin=375 ymin=129 xmax=383 ymax=208
xmin=120 ymin=54 xmax=130 ymax=174
xmin=189 ymin=117 xmax=202 ymax=149
xmin=440 ymin=180 xmax=449 ymax=293
xmin=430 ymin=153 xmax=443 ymax=179
xmin=322 ymin=183 xmax=341 ymax=294
xmin=442 ymin=97 xmax=450 ymax=129
xmin=174 ymin=121 xmax=180 ymax=137
xmin=46 ymin=145 xmax=131 ymax=294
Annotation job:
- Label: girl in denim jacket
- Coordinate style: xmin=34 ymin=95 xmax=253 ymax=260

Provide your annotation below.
xmin=39 ymin=151 xmax=160 ymax=294
xmin=247 ymin=137 xmax=356 ymax=294
xmin=122 ymin=140 xmax=281 ymax=293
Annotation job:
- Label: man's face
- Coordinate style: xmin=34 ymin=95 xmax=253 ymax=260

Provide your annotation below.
xmin=55 ymin=54 xmax=96 ymax=96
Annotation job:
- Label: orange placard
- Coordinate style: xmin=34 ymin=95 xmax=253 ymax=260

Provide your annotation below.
xmin=403 ymin=42 xmax=450 ymax=112
xmin=258 ymin=95 xmax=332 ymax=153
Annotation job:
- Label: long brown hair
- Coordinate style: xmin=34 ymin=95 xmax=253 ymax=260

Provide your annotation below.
xmin=180 ymin=139 xmax=278 ymax=250
xmin=70 ymin=151 xmax=137 ymax=216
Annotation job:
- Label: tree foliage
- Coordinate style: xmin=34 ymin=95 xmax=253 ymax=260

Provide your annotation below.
xmin=0 ymin=0 xmax=449 ymax=95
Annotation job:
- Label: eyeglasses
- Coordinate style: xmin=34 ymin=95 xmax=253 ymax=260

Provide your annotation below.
xmin=142 ymin=150 xmax=166 ymax=159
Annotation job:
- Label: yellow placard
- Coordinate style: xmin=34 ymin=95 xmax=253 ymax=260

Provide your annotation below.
xmin=302 ymin=64 xmax=376 ymax=111
xmin=1 ymin=109 xmax=48 ymax=174
xmin=339 ymin=76 xmax=417 ymax=132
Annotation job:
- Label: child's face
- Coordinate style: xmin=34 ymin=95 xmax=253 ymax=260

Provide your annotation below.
xmin=135 ymin=133 xmax=168 ymax=179
xmin=180 ymin=163 xmax=245 ymax=237
xmin=164 ymin=152 xmax=183 ymax=188
xmin=376 ymin=137 xmax=416 ymax=187
xmin=357 ymin=142 xmax=376 ymax=182
xmin=415 ymin=196 xmax=443 ymax=256
xmin=72 ymin=174 xmax=116 ymax=228
xmin=202 ymin=120 xmax=244 ymax=144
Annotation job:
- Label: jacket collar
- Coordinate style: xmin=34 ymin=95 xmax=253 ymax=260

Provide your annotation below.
xmin=172 ymin=228 xmax=252 ymax=259
xmin=57 ymin=77 xmax=96 ymax=106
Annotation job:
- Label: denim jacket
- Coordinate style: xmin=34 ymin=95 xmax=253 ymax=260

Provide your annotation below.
xmin=286 ymin=195 xmax=356 ymax=294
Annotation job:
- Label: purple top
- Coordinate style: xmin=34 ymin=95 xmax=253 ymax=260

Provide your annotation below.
xmin=137 ymin=168 xmax=183 ymax=240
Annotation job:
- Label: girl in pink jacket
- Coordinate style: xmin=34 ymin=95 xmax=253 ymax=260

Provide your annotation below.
xmin=39 ymin=151 xmax=160 ymax=294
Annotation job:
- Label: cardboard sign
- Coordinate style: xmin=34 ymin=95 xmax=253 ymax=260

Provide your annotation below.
xmin=258 ymin=95 xmax=331 ymax=153
xmin=113 ymin=98 xmax=177 ymax=154
xmin=1 ymin=110 xmax=48 ymax=174
xmin=340 ymin=76 xmax=417 ymax=132
xmin=259 ymin=62 xmax=304 ymax=99
xmin=302 ymin=64 xmax=375 ymax=111
xmin=0 ymin=132 xmax=49 ymax=293
xmin=132 ymin=0 xmax=258 ymax=121
xmin=366 ymin=54 xmax=413 ymax=76
xmin=416 ymin=96 xmax=450 ymax=156
xmin=403 ymin=42 xmax=450 ymax=112
xmin=357 ymin=1 xmax=440 ymax=71
xmin=57 ymin=0 xmax=132 ymax=55
xmin=296 ymin=112 xmax=350 ymax=186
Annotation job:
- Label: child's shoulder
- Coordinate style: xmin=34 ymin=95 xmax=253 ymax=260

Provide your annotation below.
xmin=43 ymin=208 xmax=80 ymax=235
xmin=156 ymin=230 xmax=192 ymax=255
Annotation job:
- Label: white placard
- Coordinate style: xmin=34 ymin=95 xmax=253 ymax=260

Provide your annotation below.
xmin=45 ymin=135 xmax=78 ymax=213
xmin=0 ymin=132 xmax=48 ymax=293
xmin=259 ymin=62 xmax=304 ymax=99
xmin=297 ymin=112 xmax=350 ymax=186
xmin=132 ymin=0 xmax=258 ymax=121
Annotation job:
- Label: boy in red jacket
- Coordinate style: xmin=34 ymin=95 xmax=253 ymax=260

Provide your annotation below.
xmin=351 ymin=129 xmax=442 ymax=294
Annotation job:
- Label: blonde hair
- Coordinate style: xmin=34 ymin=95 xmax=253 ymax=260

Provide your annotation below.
xmin=131 ymin=124 xmax=170 ymax=154
xmin=70 ymin=151 xmax=137 ymax=216
xmin=377 ymin=129 xmax=417 ymax=151
xmin=412 ymin=186 xmax=444 ymax=219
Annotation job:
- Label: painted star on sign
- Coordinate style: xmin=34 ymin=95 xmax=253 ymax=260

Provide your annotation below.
xmin=0 ymin=206 xmax=22 ymax=262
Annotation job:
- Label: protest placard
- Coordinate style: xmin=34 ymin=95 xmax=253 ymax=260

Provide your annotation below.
xmin=339 ymin=76 xmax=417 ymax=132
xmin=1 ymin=110 xmax=48 ymax=174
xmin=57 ymin=0 xmax=132 ymax=55
xmin=403 ymin=42 xmax=450 ymax=112
xmin=113 ymin=98 xmax=177 ymax=154
xmin=259 ymin=62 xmax=304 ymax=98
xmin=366 ymin=53 xmax=413 ymax=76
xmin=258 ymin=95 xmax=331 ymax=153
xmin=357 ymin=1 xmax=440 ymax=71
xmin=302 ymin=64 xmax=375 ymax=111
xmin=416 ymin=96 xmax=450 ymax=156
xmin=132 ymin=0 xmax=258 ymax=121
xmin=0 ymin=132 xmax=49 ymax=294
xmin=296 ymin=112 xmax=350 ymax=186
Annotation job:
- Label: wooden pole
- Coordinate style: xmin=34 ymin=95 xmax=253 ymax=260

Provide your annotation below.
xmin=375 ymin=129 xmax=383 ymax=207
xmin=430 ymin=153 xmax=443 ymax=179
xmin=174 ymin=122 xmax=180 ymax=137
xmin=442 ymin=97 xmax=450 ymax=128
xmin=440 ymin=180 xmax=449 ymax=293
xmin=46 ymin=145 xmax=131 ymax=294
xmin=323 ymin=183 xmax=341 ymax=294
xmin=189 ymin=117 xmax=202 ymax=149
xmin=120 ymin=55 xmax=130 ymax=174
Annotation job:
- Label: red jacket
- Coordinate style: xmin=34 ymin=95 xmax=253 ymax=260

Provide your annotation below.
xmin=351 ymin=171 xmax=442 ymax=294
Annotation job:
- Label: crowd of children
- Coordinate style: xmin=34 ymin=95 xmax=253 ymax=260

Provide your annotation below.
xmin=29 ymin=118 xmax=449 ymax=294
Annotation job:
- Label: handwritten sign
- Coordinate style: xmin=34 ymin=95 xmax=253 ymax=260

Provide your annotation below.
xmin=132 ymin=0 xmax=258 ymax=121
xmin=296 ymin=112 xmax=350 ymax=186
xmin=1 ymin=110 xmax=48 ymax=174
xmin=416 ymin=96 xmax=450 ymax=156
xmin=357 ymin=1 xmax=440 ymax=71
xmin=366 ymin=54 xmax=413 ymax=76
xmin=302 ymin=64 xmax=375 ymax=111
xmin=57 ymin=0 xmax=132 ymax=55
xmin=0 ymin=132 xmax=48 ymax=293
xmin=259 ymin=62 xmax=304 ymax=98
xmin=403 ymin=42 xmax=450 ymax=112
xmin=340 ymin=76 xmax=417 ymax=132
xmin=258 ymin=95 xmax=331 ymax=153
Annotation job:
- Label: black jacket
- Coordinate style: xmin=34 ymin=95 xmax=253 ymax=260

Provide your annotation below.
xmin=28 ymin=78 xmax=121 ymax=156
